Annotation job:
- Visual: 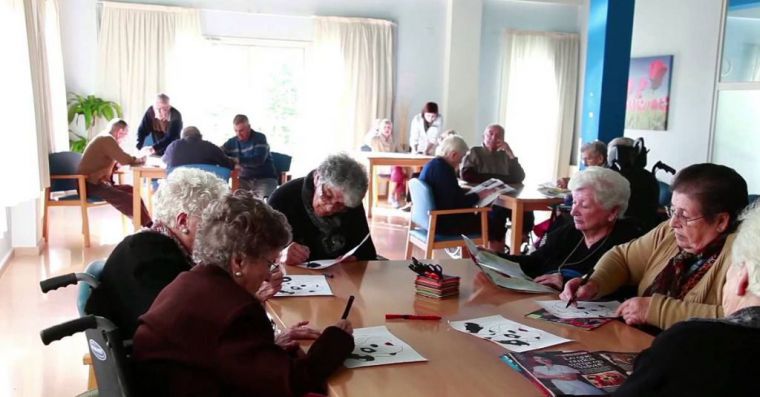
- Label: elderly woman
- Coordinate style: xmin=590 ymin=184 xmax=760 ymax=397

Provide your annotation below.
xmin=133 ymin=191 xmax=354 ymax=396
xmin=369 ymin=118 xmax=408 ymax=208
xmin=499 ymin=167 xmax=641 ymax=290
xmin=85 ymin=168 xmax=228 ymax=338
xmin=419 ymin=135 xmax=502 ymax=248
xmin=269 ymin=153 xmax=377 ymax=265
xmin=561 ymin=163 xmax=749 ymax=330
xmin=556 ymin=140 xmax=607 ymax=189
xmin=614 ymin=203 xmax=760 ymax=396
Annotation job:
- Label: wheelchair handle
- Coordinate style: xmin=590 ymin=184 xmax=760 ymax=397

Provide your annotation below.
xmin=40 ymin=315 xmax=98 ymax=345
xmin=39 ymin=272 xmax=99 ymax=293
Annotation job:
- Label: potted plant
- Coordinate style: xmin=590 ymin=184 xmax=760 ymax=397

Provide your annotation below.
xmin=67 ymin=93 xmax=123 ymax=152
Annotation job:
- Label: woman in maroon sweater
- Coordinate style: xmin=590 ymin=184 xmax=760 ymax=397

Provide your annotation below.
xmin=133 ymin=191 xmax=354 ymax=396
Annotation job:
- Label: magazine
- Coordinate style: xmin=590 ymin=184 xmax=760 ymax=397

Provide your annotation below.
xmin=526 ymin=309 xmax=612 ymax=331
xmin=469 ymin=178 xmax=515 ymax=207
xmin=504 ymin=350 xmax=638 ymax=396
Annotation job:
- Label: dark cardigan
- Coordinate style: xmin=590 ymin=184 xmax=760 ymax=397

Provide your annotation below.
xmin=136 ymin=106 xmax=183 ymax=155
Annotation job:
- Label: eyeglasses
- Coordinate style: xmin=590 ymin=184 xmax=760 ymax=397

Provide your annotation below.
xmin=665 ymin=206 xmax=704 ymax=225
xmin=317 ymin=183 xmax=346 ymax=211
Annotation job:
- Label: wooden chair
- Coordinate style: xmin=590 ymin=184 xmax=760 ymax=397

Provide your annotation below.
xmin=42 ymin=152 xmax=111 ymax=247
xmin=271 ymin=151 xmax=292 ymax=185
xmin=405 ymin=178 xmax=489 ymax=259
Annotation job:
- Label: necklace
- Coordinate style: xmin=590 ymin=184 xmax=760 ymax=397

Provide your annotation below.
xmin=557 ymin=226 xmax=614 ymax=272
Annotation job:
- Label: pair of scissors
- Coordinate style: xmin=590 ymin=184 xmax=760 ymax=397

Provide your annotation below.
xmin=409 ymin=257 xmax=444 ymax=279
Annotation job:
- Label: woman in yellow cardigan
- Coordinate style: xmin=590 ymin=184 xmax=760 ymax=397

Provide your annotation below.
xmin=560 ymin=163 xmax=749 ymax=330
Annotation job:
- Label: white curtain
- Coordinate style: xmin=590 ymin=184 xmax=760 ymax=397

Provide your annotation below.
xmin=97 ymin=1 xmax=202 ymax=141
xmin=499 ymin=30 xmax=579 ymax=184
xmin=0 ymin=0 xmax=50 ymax=208
xmin=302 ymin=17 xmax=393 ymax=174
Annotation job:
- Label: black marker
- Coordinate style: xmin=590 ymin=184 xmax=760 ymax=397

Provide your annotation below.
xmin=566 ymin=269 xmax=594 ymax=308
xmin=341 ymin=295 xmax=355 ymax=320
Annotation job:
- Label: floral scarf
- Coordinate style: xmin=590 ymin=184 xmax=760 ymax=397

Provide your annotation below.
xmin=643 ymin=235 xmax=727 ymax=299
xmin=301 ymin=171 xmax=346 ymax=257
xmin=142 ymin=221 xmax=193 ymax=264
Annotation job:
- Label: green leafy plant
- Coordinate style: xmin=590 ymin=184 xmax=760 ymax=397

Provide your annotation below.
xmin=67 ymin=93 xmax=123 ymax=152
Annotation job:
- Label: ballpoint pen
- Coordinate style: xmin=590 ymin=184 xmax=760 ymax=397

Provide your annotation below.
xmin=566 ymin=270 xmax=594 ymax=308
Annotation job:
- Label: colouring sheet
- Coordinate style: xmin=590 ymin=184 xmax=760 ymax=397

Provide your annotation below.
xmin=536 ymin=300 xmax=621 ymax=319
xmin=274 ymin=275 xmax=333 ymax=297
xmin=450 ymin=315 xmax=571 ymax=353
xmin=344 ymin=326 xmax=427 ymax=368
xmin=296 ymin=233 xmax=371 ymax=270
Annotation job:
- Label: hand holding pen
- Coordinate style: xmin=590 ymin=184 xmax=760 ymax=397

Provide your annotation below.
xmin=560 ymin=271 xmax=599 ymax=307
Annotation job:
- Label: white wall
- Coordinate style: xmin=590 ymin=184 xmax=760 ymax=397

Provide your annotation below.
xmin=478 ymin=0 xmax=580 ymax=139
xmin=0 ymin=209 xmax=11 ymax=267
xmin=626 ymin=0 xmax=724 ymax=173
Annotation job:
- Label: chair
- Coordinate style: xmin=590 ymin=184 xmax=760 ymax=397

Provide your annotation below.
xmin=77 ymin=260 xmax=107 ymax=316
xmin=271 ymin=152 xmax=292 ymax=185
xmin=43 ymin=152 xmax=111 ymax=247
xmin=405 ymin=178 xmax=490 ymax=259
xmin=167 ymin=164 xmax=232 ymax=181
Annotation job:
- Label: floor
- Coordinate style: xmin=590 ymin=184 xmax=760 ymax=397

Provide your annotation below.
xmin=0 ymin=199 xmax=452 ymax=397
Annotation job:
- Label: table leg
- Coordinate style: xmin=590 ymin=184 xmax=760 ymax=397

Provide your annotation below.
xmin=510 ymin=201 xmax=525 ymax=255
xmin=132 ymin=170 xmax=142 ymax=231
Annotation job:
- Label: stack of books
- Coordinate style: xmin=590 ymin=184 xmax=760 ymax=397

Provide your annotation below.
xmin=414 ymin=274 xmax=460 ymax=299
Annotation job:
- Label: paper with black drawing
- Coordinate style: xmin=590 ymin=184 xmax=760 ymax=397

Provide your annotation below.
xmin=469 ymin=178 xmax=515 ymax=207
xmin=344 ymin=326 xmax=427 ymax=368
xmin=536 ymin=300 xmax=621 ymax=319
xmin=296 ymin=233 xmax=371 ymax=270
xmin=274 ymin=275 xmax=333 ymax=297
xmin=450 ymin=315 xmax=571 ymax=352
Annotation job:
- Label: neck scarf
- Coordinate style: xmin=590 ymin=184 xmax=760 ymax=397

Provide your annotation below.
xmin=301 ymin=171 xmax=346 ymax=257
xmin=643 ymin=235 xmax=727 ymax=299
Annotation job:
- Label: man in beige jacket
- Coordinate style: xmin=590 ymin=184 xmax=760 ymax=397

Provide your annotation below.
xmin=78 ymin=119 xmax=150 ymax=226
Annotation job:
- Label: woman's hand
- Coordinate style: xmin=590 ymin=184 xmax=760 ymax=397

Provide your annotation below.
xmin=255 ymin=269 xmax=284 ymax=302
xmin=332 ymin=319 xmax=353 ymax=335
xmin=556 ymin=177 xmax=570 ymax=189
xmin=275 ymin=321 xmax=322 ymax=351
xmin=534 ymin=273 xmax=563 ymax=291
xmin=559 ymin=277 xmax=599 ymax=302
xmin=615 ymin=297 xmax=652 ymax=325
xmin=280 ymin=242 xmax=310 ymax=266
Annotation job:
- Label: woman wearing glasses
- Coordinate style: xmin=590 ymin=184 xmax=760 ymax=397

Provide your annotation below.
xmin=134 ymin=191 xmax=354 ymax=396
xmin=561 ymin=163 xmax=749 ymax=331
xmin=268 ymin=153 xmax=377 ymax=265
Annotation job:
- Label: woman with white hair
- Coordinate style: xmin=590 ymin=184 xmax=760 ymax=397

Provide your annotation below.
xmin=86 ymin=168 xmax=229 ymax=338
xmin=418 ymin=135 xmax=503 ymax=247
xmin=368 ymin=118 xmax=409 ymax=208
xmin=499 ymin=167 xmax=641 ymax=290
xmin=613 ymin=202 xmax=760 ymax=396
xmin=269 ymin=153 xmax=377 ymax=265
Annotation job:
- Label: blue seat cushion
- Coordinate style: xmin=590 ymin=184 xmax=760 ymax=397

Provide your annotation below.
xmin=409 ymin=229 xmax=483 ymax=243
xmin=57 ymin=194 xmax=104 ymax=203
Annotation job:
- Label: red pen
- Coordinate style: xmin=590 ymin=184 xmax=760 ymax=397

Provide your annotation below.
xmin=385 ymin=314 xmax=442 ymax=320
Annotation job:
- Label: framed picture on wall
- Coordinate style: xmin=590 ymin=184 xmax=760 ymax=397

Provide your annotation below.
xmin=625 ymin=55 xmax=673 ymax=131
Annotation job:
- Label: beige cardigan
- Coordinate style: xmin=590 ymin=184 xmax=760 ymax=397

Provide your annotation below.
xmin=591 ymin=221 xmax=736 ymax=330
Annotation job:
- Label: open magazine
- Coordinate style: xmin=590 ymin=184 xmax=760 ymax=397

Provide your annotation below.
xmin=502 ymin=350 xmax=637 ymax=396
xmin=468 ymin=178 xmax=515 ymax=207
xmin=463 ymin=235 xmax=557 ymax=294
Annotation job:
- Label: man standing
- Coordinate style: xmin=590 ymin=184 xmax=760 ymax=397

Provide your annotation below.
xmin=136 ymin=93 xmax=183 ymax=156
xmin=221 ymin=114 xmax=278 ymax=198
xmin=162 ymin=126 xmax=235 ymax=170
xmin=78 ymin=119 xmax=151 ymax=226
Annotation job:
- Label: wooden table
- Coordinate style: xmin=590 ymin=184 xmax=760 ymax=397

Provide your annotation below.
xmin=361 ymin=152 xmax=434 ymax=217
xmin=266 ymin=259 xmax=653 ymax=397
xmin=495 ymin=186 xmax=564 ymax=255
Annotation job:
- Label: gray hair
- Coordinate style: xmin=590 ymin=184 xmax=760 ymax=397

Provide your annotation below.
xmin=568 ymin=166 xmax=630 ymax=217
xmin=483 ymin=124 xmax=505 ymax=137
xmin=156 ymin=93 xmax=170 ymax=103
xmin=436 ymin=134 xmax=468 ymax=157
xmin=316 ymin=153 xmax=368 ymax=208
xmin=732 ymin=202 xmax=760 ymax=296
xmin=153 ymin=168 xmax=229 ymax=228
xmin=193 ymin=190 xmax=292 ymax=272
xmin=182 ymin=126 xmax=202 ymax=139
xmin=581 ymin=140 xmax=607 ymax=157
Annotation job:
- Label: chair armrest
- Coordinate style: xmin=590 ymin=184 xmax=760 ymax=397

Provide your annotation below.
xmin=50 ymin=174 xmax=87 ymax=180
xmin=429 ymin=207 xmax=490 ymax=216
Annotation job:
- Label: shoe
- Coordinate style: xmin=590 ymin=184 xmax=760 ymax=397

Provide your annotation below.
xmin=400 ymin=203 xmax=412 ymax=212
xmin=445 ymin=247 xmax=462 ymax=259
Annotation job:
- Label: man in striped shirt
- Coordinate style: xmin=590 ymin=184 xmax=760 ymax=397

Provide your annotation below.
xmin=221 ymin=114 xmax=278 ymax=198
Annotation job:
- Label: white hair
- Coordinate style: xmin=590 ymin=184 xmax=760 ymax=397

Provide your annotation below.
xmin=436 ymin=134 xmax=468 ymax=157
xmin=153 ymin=168 xmax=229 ymax=228
xmin=568 ymin=166 xmax=630 ymax=217
xmin=732 ymin=202 xmax=760 ymax=296
xmin=316 ymin=153 xmax=368 ymax=208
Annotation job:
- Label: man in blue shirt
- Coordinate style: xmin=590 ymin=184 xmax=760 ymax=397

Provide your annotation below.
xmin=162 ymin=126 xmax=235 ymax=170
xmin=221 ymin=114 xmax=278 ymax=198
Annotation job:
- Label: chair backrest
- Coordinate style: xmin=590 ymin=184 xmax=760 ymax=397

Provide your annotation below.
xmin=749 ymin=194 xmax=759 ymax=206
xmin=49 ymin=152 xmax=83 ymax=192
xmin=167 ymin=164 xmax=232 ymax=181
xmin=271 ymin=152 xmax=292 ymax=174
xmin=408 ymin=178 xmax=436 ymax=229
xmin=78 ymin=260 xmax=106 ymax=316
xmin=657 ymin=180 xmax=672 ymax=208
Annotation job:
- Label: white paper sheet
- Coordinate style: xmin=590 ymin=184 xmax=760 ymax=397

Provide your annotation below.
xmin=274 ymin=275 xmax=333 ymax=297
xmin=450 ymin=315 xmax=571 ymax=353
xmin=344 ymin=326 xmax=427 ymax=368
xmin=463 ymin=235 xmax=530 ymax=279
xmin=536 ymin=300 xmax=621 ymax=319
xmin=296 ymin=233 xmax=371 ymax=270
xmin=469 ymin=178 xmax=515 ymax=207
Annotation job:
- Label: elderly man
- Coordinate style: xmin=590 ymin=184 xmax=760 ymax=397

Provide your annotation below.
xmin=614 ymin=202 xmax=760 ymax=396
xmin=78 ymin=119 xmax=150 ymax=225
xmin=268 ymin=153 xmax=377 ymax=265
xmin=162 ymin=126 xmax=235 ymax=171
xmin=222 ymin=114 xmax=278 ymax=198
xmin=136 ymin=93 xmax=183 ymax=156
xmin=461 ymin=124 xmax=530 ymax=252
